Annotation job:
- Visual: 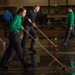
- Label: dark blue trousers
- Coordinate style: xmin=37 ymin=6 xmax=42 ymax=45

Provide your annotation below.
xmin=21 ymin=26 xmax=37 ymax=50
xmin=64 ymin=24 xmax=75 ymax=43
xmin=1 ymin=32 xmax=28 ymax=67
xmin=4 ymin=20 xmax=10 ymax=36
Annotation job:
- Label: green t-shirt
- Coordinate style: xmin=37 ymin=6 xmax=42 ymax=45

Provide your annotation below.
xmin=38 ymin=12 xmax=44 ymax=17
xmin=64 ymin=11 xmax=74 ymax=27
xmin=10 ymin=15 xmax=22 ymax=33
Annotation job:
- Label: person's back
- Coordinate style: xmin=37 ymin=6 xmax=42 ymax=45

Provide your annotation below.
xmin=3 ymin=10 xmax=13 ymax=37
xmin=38 ymin=11 xmax=44 ymax=18
xmin=4 ymin=11 xmax=13 ymax=21
xmin=37 ymin=10 xmax=44 ymax=26
xmin=68 ymin=11 xmax=74 ymax=27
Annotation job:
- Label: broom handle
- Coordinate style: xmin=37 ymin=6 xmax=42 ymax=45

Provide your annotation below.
xmin=0 ymin=39 xmax=4 ymax=44
xmin=0 ymin=39 xmax=6 ymax=50
xmin=35 ymin=26 xmax=57 ymax=47
xmin=23 ymin=28 xmax=66 ymax=68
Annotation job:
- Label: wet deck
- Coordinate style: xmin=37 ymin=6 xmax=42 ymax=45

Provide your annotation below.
xmin=0 ymin=23 xmax=75 ymax=75
xmin=0 ymin=37 xmax=75 ymax=75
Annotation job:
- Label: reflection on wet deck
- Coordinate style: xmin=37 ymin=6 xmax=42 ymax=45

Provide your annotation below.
xmin=0 ymin=38 xmax=75 ymax=75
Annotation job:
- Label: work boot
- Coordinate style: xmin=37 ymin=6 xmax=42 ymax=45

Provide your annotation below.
xmin=62 ymin=42 xmax=67 ymax=46
xmin=29 ymin=48 xmax=36 ymax=54
xmin=0 ymin=63 xmax=10 ymax=69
